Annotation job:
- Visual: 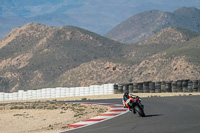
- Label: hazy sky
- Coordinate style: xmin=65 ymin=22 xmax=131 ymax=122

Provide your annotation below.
xmin=0 ymin=0 xmax=200 ymax=38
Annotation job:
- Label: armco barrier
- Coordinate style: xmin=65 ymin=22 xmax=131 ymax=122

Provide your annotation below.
xmin=0 ymin=84 xmax=115 ymax=101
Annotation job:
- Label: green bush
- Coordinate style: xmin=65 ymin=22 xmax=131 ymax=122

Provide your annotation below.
xmin=81 ymin=98 xmax=87 ymax=100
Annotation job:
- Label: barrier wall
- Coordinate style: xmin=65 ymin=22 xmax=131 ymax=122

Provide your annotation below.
xmin=1 ymin=80 xmax=200 ymax=102
xmin=115 ymin=80 xmax=200 ymax=94
xmin=0 ymin=84 xmax=115 ymax=101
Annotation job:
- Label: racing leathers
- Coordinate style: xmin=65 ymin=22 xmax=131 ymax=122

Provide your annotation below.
xmin=123 ymin=92 xmax=131 ymax=110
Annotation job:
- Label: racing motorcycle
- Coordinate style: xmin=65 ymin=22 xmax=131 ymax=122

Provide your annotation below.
xmin=123 ymin=94 xmax=145 ymax=117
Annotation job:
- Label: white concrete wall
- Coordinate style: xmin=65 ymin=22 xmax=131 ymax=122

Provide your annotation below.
xmin=0 ymin=84 xmax=115 ymax=101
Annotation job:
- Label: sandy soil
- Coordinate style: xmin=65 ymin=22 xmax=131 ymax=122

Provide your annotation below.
xmin=0 ymin=103 xmax=109 ymax=133
xmin=1 ymin=93 xmax=200 ymax=133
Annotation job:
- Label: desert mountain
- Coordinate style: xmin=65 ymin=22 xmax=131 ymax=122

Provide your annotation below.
xmin=0 ymin=23 xmax=200 ymax=92
xmin=105 ymin=7 xmax=200 ymax=43
xmin=0 ymin=23 xmax=123 ymax=92
xmin=138 ymin=27 xmax=200 ymax=45
xmin=160 ymin=35 xmax=200 ymax=65
xmin=55 ymin=28 xmax=200 ymax=87
xmin=51 ymin=57 xmax=200 ymax=87
xmin=121 ymin=27 xmax=200 ymax=65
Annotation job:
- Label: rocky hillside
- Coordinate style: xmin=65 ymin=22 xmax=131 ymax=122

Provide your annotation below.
xmin=161 ymin=35 xmax=200 ymax=65
xmin=138 ymin=27 xmax=200 ymax=45
xmin=0 ymin=23 xmax=200 ymax=92
xmin=59 ymin=27 xmax=200 ymax=87
xmin=56 ymin=30 xmax=200 ymax=87
xmin=50 ymin=58 xmax=200 ymax=87
xmin=105 ymin=7 xmax=200 ymax=43
xmin=0 ymin=23 xmax=123 ymax=92
xmin=121 ymin=27 xmax=200 ymax=65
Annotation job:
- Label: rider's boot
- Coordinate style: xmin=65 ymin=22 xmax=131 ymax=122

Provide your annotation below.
xmin=127 ymin=104 xmax=131 ymax=112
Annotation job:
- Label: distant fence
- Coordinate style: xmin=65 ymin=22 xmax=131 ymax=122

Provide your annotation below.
xmin=1 ymin=80 xmax=200 ymax=102
xmin=114 ymin=80 xmax=200 ymax=94
xmin=0 ymin=84 xmax=114 ymax=101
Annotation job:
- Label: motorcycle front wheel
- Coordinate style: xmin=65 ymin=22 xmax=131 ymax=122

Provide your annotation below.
xmin=135 ymin=106 xmax=145 ymax=117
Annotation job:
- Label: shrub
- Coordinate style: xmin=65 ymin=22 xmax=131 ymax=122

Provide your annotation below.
xmin=81 ymin=98 xmax=87 ymax=100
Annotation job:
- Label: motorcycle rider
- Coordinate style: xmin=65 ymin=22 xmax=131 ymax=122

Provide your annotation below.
xmin=123 ymin=92 xmax=131 ymax=109
xmin=123 ymin=92 xmax=136 ymax=113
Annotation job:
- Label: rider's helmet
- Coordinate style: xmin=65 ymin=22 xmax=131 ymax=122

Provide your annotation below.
xmin=124 ymin=92 xmax=129 ymax=96
xmin=124 ymin=92 xmax=129 ymax=98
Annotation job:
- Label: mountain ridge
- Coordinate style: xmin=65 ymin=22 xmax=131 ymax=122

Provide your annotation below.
xmin=105 ymin=7 xmax=200 ymax=43
xmin=0 ymin=23 xmax=200 ymax=92
xmin=138 ymin=27 xmax=200 ymax=45
xmin=120 ymin=26 xmax=200 ymax=65
xmin=0 ymin=23 xmax=123 ymax=92
xmin=1 ymin=0 xmax=200 ymax=39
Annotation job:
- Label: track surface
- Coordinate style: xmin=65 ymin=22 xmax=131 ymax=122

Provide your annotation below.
xmin=63 ymin=96 xmax=200 ymax=133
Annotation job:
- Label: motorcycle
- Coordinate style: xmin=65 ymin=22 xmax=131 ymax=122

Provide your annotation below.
xmin=123 ymin=94 xmax=145 ymax=117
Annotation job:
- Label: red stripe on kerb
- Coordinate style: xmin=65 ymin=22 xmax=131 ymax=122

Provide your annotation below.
xmin=83 ymin=118 xmax=106 ymax=122
xmin=109 ymin=109 xmax=127 ymax=112
xmin=101 ymin=113 xmax=120 ymax=116
xmin=68 ymin=124 xmax=87 ymax=128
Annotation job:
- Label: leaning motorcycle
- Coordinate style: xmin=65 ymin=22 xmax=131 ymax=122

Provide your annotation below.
xmin=123 ymin=95 xmax=145 ymax=117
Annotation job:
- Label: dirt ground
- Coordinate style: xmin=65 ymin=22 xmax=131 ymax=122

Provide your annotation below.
xmin=1 ymin=93 xmax=200 ymax=133
xmin=0 ymin=102 xmax=109 ymax=133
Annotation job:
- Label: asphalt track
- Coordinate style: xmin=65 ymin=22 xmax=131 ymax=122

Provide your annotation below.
xmin=63 ymin=95 xmax=200 ymax=133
